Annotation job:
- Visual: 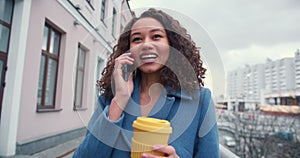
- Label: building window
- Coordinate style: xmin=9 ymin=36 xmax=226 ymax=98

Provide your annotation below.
xmin=95 ymin=57 xmax=104 ymax=110
xmin=0 ymin=0 xmax=14 ymax=118
xmin=96 ymin=57 xmax=104 ymax=96
xmin=100 ymin=0 xmax=106 ymax=22
xmin=74 ymin=45 xmax=86 ymax=110
xmin=0 ymin=0 xmax=13 ymax=53
xmin=85 ymin=0 xmax=94 ymax=10
xmin=120 ymin=15 xmax=126 ymax=33
xmin=37 ymin=23 xmax=61 ymax=110
xmin=0 ymin=22 xmax=10 ymax=53
xmin=112 ymin=8 xmax=117 ymax=37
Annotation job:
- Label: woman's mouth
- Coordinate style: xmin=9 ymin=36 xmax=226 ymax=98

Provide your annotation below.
xmin=140 ymin=54 xmax=158 ymax=60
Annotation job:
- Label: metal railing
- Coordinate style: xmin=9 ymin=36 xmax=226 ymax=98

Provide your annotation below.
xmin=220 ymin=144 xmax=240 ymax=158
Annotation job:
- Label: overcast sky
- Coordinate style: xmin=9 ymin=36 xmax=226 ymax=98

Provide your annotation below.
xmin=129 ymin=0 xmax=300 ymax=72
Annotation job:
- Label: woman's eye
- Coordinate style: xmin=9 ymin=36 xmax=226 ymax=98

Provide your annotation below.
xmin=132 ymin=37 xmax=142 ymax=42
xmin=153 ymin=34 xmax=163 ymax=39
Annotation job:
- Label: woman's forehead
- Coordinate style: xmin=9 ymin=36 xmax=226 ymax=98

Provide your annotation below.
xmin=131 ymin=17 xmax=165 ymax=31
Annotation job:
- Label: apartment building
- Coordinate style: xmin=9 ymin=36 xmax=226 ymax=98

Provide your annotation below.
xmin=227 ymin=68 xmax=244 ymax=99
xmin=244 ymin=64 xmax=265 ymax=105
xmin=225 ymin=49 xmax=299 ymax=111
xmin=264 ymin=57 xmax=295 ymax=105
xmin=0 ymin=0 xmax=133 ymax=156
xmin=226 ymin=64 xmax=265 ymax=110
xmin=295 ymin=49 xmax=300 ymax=89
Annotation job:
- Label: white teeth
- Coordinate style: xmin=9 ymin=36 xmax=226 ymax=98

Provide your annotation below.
xmin=140 ymin=54 xmax=157 ymax=60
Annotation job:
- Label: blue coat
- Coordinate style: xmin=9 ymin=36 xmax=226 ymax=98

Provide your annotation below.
xmin=73 ymin=77 xmax=220 ymax=158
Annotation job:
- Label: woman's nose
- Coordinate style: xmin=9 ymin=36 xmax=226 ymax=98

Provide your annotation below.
xmin=144 ymin=36 xmax=152 ymax=43
xmin=141 ymin=37 xmax=154 ymax=51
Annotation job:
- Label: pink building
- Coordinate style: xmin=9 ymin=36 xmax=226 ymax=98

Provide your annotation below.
xmin=0 ymin=0 xmax=133 ymax=156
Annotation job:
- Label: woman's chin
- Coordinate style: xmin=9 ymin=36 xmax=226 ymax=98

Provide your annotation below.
xmin=139 ymin=64 xmax=164 ymax=74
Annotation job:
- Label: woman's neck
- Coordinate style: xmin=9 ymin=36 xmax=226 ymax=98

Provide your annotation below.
xmin=139 ymin=71 xmax=164 ymax=116
xmin=140 ymin=71 xmax=162 ymax=92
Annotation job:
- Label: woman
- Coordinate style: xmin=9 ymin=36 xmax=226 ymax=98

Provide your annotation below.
xmin=73 ymin=8 xmax=220 ymax=158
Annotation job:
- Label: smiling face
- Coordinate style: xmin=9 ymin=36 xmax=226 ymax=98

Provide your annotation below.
xmin=130 ymin=17 xmax=170 ymax=74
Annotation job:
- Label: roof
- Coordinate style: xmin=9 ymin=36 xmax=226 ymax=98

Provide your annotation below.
xmin=259 ymin=105 xmax=300 ymax=115
xmin=216 ymin=104 xmax=227 ymax=109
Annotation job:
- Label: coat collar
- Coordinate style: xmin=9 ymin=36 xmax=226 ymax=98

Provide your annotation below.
xmin=133 ymin=71 xmax=196 ymax=100
xmin=124 ymin=75 xmax=175 ymax=119
xmin=166 ymin=87 xmax=194 ymax=100
xmin=123 ymin=73 xmax=198 ymax=119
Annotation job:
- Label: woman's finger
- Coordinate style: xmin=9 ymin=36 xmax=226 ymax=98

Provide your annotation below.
xmin=115 ymin=56 xmax=134 ymax=63
xmin=153 ymin=145 xmax=176 ymax=156
xmin=141 ymin=145 xmax=178 ymax=158
xmin=114 ymin=54 xmax=134 ymax=70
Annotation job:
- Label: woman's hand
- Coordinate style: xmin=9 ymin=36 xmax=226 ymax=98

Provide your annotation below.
xmin=113 ymin=52 xmax=134 ymax=97
xmin=109 ymin=52 xmax=134 ymax=121
xmin=141 ymin=145 xmax=180 ymax=158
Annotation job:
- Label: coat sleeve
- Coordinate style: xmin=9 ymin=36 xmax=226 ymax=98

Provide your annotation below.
xmin=72 ymin=95 xmax=125 ymax=158
xmin=194 ymin=88 xmax=220 ymax=158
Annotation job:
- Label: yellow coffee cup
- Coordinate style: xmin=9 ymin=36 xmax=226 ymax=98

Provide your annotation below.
xmin=131 ymin=117 xmax=172 ymax=158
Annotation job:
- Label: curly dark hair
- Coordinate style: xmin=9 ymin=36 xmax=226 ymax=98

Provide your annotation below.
xmin=98 ymin=8 xmax=206 ymax=98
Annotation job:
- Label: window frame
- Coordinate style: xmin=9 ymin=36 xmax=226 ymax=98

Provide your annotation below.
xmin=73 ymin=44 xmax=87 ymax=111
xmin=36 ymin=23 xmax=61 ymax=112
xmin=100 ymin=0 xmax=107 ymax=25
xmin=94 ymin=57 xmax=104 ymax=110
xmin=85 ymin=0 xmax=95 ymax=10
xmin=0 ymin=0 xmax=14 ymax=119
xmin=112 ymin=8 xmax=117 ymax=38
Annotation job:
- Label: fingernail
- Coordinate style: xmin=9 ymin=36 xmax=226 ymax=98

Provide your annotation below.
xmin=153 ymin=144 xmax=164 ymax=150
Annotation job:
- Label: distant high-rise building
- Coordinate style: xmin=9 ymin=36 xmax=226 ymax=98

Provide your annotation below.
xmin=265 ymin=57 xmax=294 ymax=93
xmin=226 ymin=64 xmax=265 ymax=110
xmin=295 ymin=49 xmax=300 ymax=89
xmin=243 ymin=64 xmax=265 ymax=103
xmin=225 ymin=49 xmax=299 ymax=110
xmin=227 ymin=68 xmax=244 ymax=99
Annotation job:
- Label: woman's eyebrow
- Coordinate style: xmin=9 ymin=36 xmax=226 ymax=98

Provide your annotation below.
xmin=150 ymin=28 xmax=165 ymax=33
xmin=130 ymin=32 xmax=141 ymax=37
xmin=131 ymin=27 xmax=166 ymax=36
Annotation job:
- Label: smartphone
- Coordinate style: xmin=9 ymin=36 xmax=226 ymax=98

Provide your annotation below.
xmin=123 ymin=64 xmax=135 ymax=81
xmin=122 ymin=51 xmax=135 ymax=81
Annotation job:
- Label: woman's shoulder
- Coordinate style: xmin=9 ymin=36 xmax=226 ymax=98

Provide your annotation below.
xmin=198 ymin=86 xmax=213 ymax=107
xmin=167 ymin=86 xmax=212 ymax=101
xmin=98 ymin=93 xmax=113 ymax=108
xmin=199 ymin=86 xmax=212 ymax=97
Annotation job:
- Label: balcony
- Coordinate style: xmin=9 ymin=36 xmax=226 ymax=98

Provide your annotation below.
xmin=220 ymin=144 xmax=240 ymax=158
